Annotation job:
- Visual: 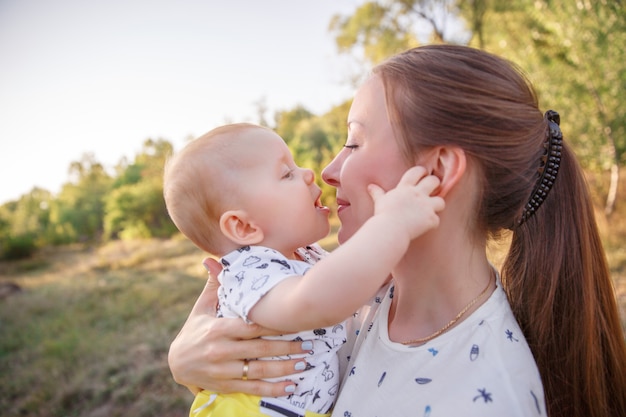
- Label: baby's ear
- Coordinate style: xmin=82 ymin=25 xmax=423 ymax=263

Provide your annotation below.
xmin=219 ymin=210 xmax=264 ymax=246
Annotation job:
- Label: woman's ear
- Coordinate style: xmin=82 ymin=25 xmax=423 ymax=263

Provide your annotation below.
xmin=219 ymin=210 xmax=264 ymax=246
xmin=429 ymin=146 xmax=466 ymax=198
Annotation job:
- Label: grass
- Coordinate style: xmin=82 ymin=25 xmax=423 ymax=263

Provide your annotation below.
xmin=1 ymin=210 xmax=625 ymax=416
xmin=0 ymin=238 xmax=206 ymax=417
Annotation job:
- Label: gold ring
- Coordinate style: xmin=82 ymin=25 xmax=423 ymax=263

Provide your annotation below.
xmin=242 ymin=359 xmax=249 ymax=381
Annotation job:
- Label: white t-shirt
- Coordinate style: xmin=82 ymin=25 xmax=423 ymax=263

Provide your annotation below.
xmin=333 ymin=279 xmax=546 ymax=417
xmin=217 ymin=245 xmax=346 ymax=415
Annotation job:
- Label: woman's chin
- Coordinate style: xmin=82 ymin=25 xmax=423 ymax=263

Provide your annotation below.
xmin=337 ymin=225 xmax=356 ymax=245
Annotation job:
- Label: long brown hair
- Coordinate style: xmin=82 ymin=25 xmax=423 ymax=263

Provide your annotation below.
xmin=375 ymin=45 xmax=626 ymax=417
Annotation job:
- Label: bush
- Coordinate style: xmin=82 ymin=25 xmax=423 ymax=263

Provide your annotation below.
xmin=1 ymin=234 xmax=37 ymax=260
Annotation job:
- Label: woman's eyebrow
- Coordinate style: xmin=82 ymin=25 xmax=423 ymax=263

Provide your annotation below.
xmin=347 ymin=120 xmax=364 ymax=131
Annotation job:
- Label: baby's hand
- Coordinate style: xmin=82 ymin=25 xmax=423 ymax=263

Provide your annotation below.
xmin=368 ymin=166 xmax=445 ymax=240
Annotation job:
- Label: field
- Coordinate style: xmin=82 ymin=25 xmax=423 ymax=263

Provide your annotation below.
xmin=1 ymin=218 xmax=625 ymax=416
xmin=0 ymin=237 xmax=208 ymax=416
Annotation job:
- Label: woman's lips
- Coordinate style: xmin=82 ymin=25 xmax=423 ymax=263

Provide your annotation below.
xmin=336 ymin=198 xmax=350 ymax=213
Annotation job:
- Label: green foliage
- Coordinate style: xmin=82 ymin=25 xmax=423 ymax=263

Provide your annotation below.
xmin=104 ymin=179 xmax=176 ymax=240
xmin=330 ymin=0 xmax=469 ymax=67
xmin=1 ymin=234 xmax=37 ymax=260
xmin=0 ymin=188 xmax=53 ymax=259
xmin=471 ymin=0 xmax=626 ymax=171
xmin=331 ymin=1 xmax=414 ymax=64
xmin=275 ymin=105 xmax=315 ymax=146
xmin=50 ymin=153 xmax=112 ymax=243
xmin=104 ymin=139 xmax=176 ymax=240
xmin=0 ymin=140 xmax=180 ymax=253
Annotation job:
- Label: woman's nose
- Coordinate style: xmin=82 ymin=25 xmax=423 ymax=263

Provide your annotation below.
xmin=322 ymin=155 xmax=341 ymax=187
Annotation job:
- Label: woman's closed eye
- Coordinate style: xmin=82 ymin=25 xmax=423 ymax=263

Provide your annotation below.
xmin=343 ymin=144 xmax=359 ymax=150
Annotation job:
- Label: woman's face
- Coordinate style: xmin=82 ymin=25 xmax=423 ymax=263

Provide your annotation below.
xmin=322 ymin=75 xmax=410 ymax=244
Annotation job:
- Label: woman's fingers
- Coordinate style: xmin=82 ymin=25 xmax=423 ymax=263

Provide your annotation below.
xmin=186 ymin=275 xmax=219 ymax=316
xmin=247 ymin=357 xmax=308 ymax=380
xmin=213 ymin=356 xmax=308 ymax=381
xmin=204 ymin=321 xmax=313 ymax=360
xmin=202 ymin=257 xmax=223 ymax=279
xmin=214 ymin=378 xmax=298 ymax=397
xmin=183 ymin=257 xmax=222 ymax=317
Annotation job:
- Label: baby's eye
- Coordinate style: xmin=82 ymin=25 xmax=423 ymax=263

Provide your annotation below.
xmin=282 ymin=169 xmax=294 ymax=179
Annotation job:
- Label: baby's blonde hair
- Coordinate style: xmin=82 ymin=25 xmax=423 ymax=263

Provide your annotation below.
xmin=163 ymin=123 xmax=265 ymax=255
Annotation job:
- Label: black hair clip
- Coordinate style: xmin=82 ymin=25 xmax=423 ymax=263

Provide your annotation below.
xmin=517 ymin=110 xmax=563 ymax=226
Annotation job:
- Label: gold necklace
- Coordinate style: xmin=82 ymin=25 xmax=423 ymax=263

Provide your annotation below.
xmin=400 ymin=272 xmax=494 ymax=346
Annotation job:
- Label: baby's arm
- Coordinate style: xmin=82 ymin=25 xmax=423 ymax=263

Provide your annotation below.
xmin=249 ymin=166 xmax=444 ymax=332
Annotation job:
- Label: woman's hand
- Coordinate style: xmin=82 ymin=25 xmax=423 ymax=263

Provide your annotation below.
xmin=168 ymin=257 xmax=312 ymax=397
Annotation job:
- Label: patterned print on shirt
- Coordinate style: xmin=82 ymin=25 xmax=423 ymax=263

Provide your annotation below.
xmin=234 ymin=271 xmax=245 ymax=286
xmin=251 ymin=274 xmax=269 ymax=290
xmin=473 ymin=388 xmax=493 ymax=403
xmin=321 ymin=361 xmax=334 ymax=382
xmin=530 ymin=390 xmax=542 ymax=414
xmin=242 ymin=255 xmax=261 ymax=267
xmin=505 ymin=329 xmax=519 ymax=342
xmin=377 ymin=372 xmax=386 ymax=387
xmin=271 ymin=258 xmax=291 ymax=269
xmin=313 ymin=328 xmax=326 ymax=336
xmin=470 ymin=344 xmax=479 ymax=361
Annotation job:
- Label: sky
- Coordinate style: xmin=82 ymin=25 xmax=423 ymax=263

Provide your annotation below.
xmin=0 ymin=0 xmax=362 ymax=205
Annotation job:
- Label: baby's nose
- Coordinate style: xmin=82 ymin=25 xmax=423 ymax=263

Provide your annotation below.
xmin=302 ymin=168 xmax=315 ymax=184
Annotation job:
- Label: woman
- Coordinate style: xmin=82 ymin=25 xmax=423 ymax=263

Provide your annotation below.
xmin=168 ymin=45 xmax=626 ymax=417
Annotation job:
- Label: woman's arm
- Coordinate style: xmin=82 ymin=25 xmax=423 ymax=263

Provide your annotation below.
xmin=168 ymin=258 xmax=311 ymax=397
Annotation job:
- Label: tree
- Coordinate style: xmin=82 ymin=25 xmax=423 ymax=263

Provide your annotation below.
xmin=103 ymin=139 xmax=177 ymax=240
xmin=274 ymin=105 xmax=315 ymax=146
xmin=329 ymin=0 xmax=470 ymax=69
xmin=465 ymin=0 xmax=626 ymax=214
xmin=0 ymin=188 xmax=53 ymax=259
xmin=51 ymin=153 xmax=112 ymax=243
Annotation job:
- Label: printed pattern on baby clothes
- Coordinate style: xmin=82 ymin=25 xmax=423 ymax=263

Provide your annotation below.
xmin=217 ymin=245 xmax=346 ymax=415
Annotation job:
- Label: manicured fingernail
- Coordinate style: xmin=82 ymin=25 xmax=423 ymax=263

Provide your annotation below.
xmin=301 ymin=341 xmax=313 ymax=351
xmin=285 ymin=384 xmax=296 ymax=393
xmin=294 ymin=361 xmax=306 ymax=371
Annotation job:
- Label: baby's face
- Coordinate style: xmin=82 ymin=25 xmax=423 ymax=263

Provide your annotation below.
xmin=233 ymin=129 xmax=331 ymax=254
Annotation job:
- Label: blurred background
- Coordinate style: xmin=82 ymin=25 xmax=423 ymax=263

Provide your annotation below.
xmin=1 ymin=1 xmax=624 ymax=416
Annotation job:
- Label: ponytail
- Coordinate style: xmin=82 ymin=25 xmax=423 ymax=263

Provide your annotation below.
xmin=503 ymin=140 xmax=626 ymax=417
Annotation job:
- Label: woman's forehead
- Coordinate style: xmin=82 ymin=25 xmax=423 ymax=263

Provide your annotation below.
xmin=349 ymin=75 xmax=387 ymax=122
